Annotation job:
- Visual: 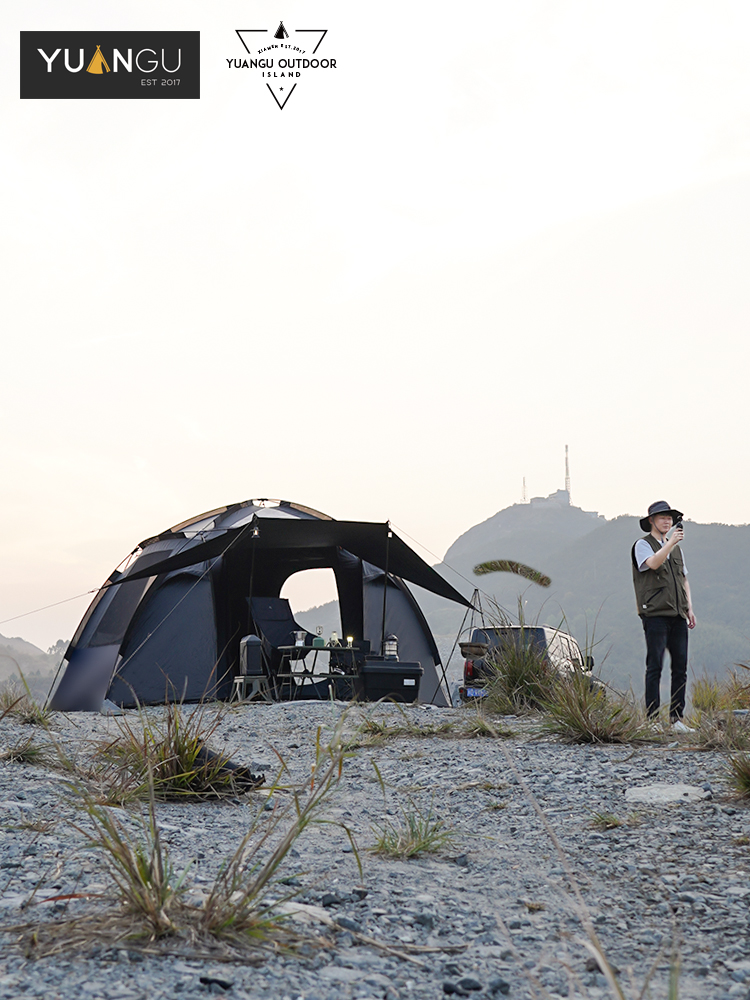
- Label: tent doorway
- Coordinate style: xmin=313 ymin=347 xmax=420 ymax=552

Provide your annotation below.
xmin=280 ymin=568 xmax=341 ymax=640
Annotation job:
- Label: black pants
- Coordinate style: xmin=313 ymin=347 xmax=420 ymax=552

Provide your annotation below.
xmin=642 ymin=615 xmax=688 ymax=720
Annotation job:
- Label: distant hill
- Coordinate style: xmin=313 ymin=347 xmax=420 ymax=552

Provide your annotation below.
xmin=300 ymin=492 xmax=750 ymax=696
xmin=0 ymin=634 xmax=65 ymax=701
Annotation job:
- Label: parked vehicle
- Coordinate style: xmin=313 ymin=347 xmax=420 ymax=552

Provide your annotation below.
xmin=458 ymin=625 xmax=594 ymax=702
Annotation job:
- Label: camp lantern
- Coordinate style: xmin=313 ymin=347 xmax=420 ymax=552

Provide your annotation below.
xmin=383 ymin=634 xmax=399 ymax=660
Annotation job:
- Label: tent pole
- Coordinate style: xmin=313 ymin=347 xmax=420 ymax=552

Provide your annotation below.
xmin=380 ymin=525 xmax=391 ymax=656
xmin=248 ymin=517 xmax=259 ymax=611
xmin=435 ymin=588 xmax=480 ymax=704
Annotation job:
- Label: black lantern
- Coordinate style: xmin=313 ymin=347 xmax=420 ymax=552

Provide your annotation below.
xmin=383 ymin=634 xmax=399 ymax=660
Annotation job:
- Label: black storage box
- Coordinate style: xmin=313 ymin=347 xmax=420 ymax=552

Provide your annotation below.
xmin=354 ymin=660 xmax=423 ymax=703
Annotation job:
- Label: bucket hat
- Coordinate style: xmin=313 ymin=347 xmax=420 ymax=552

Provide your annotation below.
xmin=640 ymin=500 xmax=683 ymax=533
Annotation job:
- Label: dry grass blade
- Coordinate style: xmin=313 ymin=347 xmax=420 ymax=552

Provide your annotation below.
xmin=538 ymin=673 xmax=654 ymax=745
xmin=494 ymin=741 xmax=630 ymax=1000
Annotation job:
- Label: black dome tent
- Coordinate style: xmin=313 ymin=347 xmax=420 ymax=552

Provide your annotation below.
xmin=50 ymin=498 xmax=472 ymax=711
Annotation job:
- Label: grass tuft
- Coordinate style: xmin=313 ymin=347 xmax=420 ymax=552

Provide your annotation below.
xmin=482 ymin=637 xmax=559 ymax=715
xmin=0 ymin=737 xmax=55 ymax=766
xmin=200 ymin=717 xmax=358 ymax=940
xmin=73 ymin=781 xmax=189 ymax=938
xmin=537 ymin=672 xmax=653 ymax=744
xmin=0 ymin=680 xmax=51 ymax=728
xmin=370 ymin=799 xmax=455 ymax=859
xmin=590 ymin=811 xmax=624 ymax=831
xmin=89 ymin=701 xmax=263 ymax=803
xmin=692 ymin=711 xmax=750 ymax=751
xmin=21 ymin=713 xmax=355 ymax=956
xmin=728 ymin=753 xmax=750 ymax=799
xmin=692 ymin=666 xmax=750 ymax=712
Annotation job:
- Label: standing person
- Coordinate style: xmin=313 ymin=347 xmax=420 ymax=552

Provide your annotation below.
xmin=631 ymin=500 xmax=696 ymax=731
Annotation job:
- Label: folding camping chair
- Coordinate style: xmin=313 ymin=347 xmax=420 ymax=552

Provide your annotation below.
xmin=249 ymin=597 xmax=317 ymax=699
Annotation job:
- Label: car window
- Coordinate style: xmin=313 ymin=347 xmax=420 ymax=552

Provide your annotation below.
xmin=568 ymin=638 xmax=583 ymax=667
xmin=471 ymin=627 xmax=546 ymax=655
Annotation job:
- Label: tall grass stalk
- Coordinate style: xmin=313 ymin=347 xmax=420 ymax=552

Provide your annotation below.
xmin=199 ymin=715 xmax=359 ymax=939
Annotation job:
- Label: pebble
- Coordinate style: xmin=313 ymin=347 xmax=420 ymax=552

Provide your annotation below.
xmin=0 ymin=701 xmax=746 ymax=999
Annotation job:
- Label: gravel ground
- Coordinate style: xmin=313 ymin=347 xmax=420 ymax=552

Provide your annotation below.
xmin=1 ymin=701 xmax=748 ymax=1000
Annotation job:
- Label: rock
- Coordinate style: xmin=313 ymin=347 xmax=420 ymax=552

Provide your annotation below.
xmin=624 ymin=783 xmax=711 ymax=804
xmin=319 ymin=966 xmax=363 ymax=983
xmin=456 ymin=976 xmax=483 ymax=991
xmin=198 ymin=975 xmax=233 ymax=990
xmin=336 ymin=916 xmax=360 ymax=932
xmin=442 ymin=982 xmax=467 ymax=996
xmin=488 ymin=977 xmax=511 ymax=995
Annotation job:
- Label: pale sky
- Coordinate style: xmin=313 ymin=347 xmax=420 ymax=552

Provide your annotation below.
xmin=3 ymin=1 xmax=750 ymax=649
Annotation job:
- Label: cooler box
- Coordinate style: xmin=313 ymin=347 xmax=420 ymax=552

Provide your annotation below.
xmin=355 ymin=661 xmax=423 ymax=703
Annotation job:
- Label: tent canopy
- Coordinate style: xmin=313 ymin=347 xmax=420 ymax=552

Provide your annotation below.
xmin=116 ymin=517 xmax=471 ymax=608
xmin=50 ymin=498 xmax=470 ymax=711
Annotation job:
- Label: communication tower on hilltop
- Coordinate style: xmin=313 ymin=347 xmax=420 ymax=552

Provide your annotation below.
xmin=565 ymin=445 xmax=571 ymax=503
xmin=522 ymin=477 xmax=527 ymax=502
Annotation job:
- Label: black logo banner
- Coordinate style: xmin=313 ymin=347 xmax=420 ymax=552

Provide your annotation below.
xmin=20 ymin=31 xmax=200 ymax=99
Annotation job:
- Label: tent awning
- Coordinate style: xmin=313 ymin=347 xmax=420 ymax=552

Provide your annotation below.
xmin=117 ymin=518 xmax=472 ymax=608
